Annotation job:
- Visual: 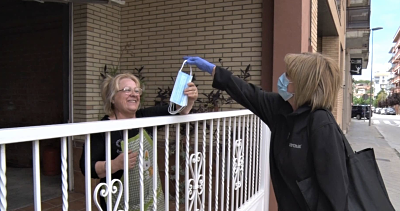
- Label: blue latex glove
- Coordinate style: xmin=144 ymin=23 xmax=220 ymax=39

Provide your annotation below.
xmin=183 ymin=56 xmax=215 ymax=75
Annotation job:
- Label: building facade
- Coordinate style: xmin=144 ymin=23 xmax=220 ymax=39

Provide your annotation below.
xmin=374 ymin=71 xmax=391 ymax=96
xmin=1 ymin=0 xmax=360 ymax=210
xmin=353 ymin=83 xmax=371 ymax=99
xmin=389 ymin=27 xmax=400 ymax=94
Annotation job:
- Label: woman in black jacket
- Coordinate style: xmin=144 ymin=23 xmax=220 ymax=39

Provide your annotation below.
xmin=184 ymin=53 xmax=347 ymax=211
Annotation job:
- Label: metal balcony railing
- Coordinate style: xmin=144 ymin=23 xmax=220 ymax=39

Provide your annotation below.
xmin=0 ymin=110 xmax=271 ymax=211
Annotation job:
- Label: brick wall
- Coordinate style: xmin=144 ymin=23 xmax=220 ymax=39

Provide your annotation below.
xmin=73 ymin=3 xmax=121 ymax=123
xmin=119 ymin=0 xmax=263 ymax=111
xmin=311 ymin=0 xmax=318 ymax=52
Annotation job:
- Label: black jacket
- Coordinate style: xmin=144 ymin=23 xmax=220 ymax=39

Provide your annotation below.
xmin=213 ymin=66 xmax=349 ymax=211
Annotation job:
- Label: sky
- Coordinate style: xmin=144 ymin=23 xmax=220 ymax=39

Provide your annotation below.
xmin=352 ymin=0 xmax=400 ymax=81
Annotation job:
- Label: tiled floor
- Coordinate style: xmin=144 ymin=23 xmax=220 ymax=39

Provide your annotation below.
xmin=13 ymin=192 xmax=86 ymax=211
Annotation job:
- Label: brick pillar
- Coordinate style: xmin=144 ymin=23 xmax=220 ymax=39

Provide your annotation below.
xmin=322 ymin=36 xmax=343 ymax=128
xmin=73 ymin=3 xmax=121 ymax=195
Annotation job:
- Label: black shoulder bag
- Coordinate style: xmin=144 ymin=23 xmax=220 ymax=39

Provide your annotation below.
xmin=310 ymin=109 xmax=395 ymax=211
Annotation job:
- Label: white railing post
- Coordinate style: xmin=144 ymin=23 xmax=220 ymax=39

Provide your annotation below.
xmin=0 ymin=144 xmax=7 ymax=211
xmin=202 ymin=120 xmax=207 ymax=211
xmin=139 ymin=129 xmax=145 ymax=211
xmin=105 ymin=132 xmax=112 ymax=211
xmin=208 ymin=119 xmax=213 ymax=211
xmin=261 ymin=123 xmax=271 ymax=210
xmin=235 ymin=116 xmax=241 ymax=210
xmin=240 ymin=115 xmax=246 ymax=206
xmin=257 ymin=118 xmax=262 ymax=191
xmin=226 ymin=117 xmax=232 ymax=211
xmin=230 ymin=117 xmax=236 ymax=211
xmin=244 ymin=115 xmax=250 ymax=202
xmin=152 ymin=126 xmax=158 ymax=211
xmin=252 ymin=116 xmax=257 ymax=195
xmin=193 ymin=121 xmax=199 ymax=210
xmin=123 ymin=129 xmax=129 ymax=211
xmin=61 ymin=137 xmax=69 ymax=211
xmin=248 ymin=115 xmax=254 ymax=199
xmin=220 ymin=118 xmax=226 ymax=211
xmin=215 ymin=118 xmax=220 ymax=211
xmin=32 ymin=140 xmax=41 ymax=211
xmin=255 ymin=118 xmax=260 ymax=193
xmin=84 ymin=134 xmax=92 ymax=211
xmin=164 ymin=125 xmax=170 ymax=210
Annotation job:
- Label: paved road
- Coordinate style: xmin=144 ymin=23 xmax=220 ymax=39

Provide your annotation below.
xmin=354 ymin=113 xmax=400 ymax=153
xmin=346 ymin=118 xmax=400 ymax=210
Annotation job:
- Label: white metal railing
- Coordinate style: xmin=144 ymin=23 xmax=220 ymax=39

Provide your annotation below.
xmin=0 ymin=109 xmax=271 ymax=211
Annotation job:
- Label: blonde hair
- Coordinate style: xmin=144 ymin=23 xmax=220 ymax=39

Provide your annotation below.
xmin=284 ymin=52 xmax=342 ymax=111
xmin=101 ymin=73 xmax=141 ymax=115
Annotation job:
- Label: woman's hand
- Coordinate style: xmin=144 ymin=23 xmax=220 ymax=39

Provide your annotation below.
xmin=95 ymin=151 xmax=138 ymax=178
xmin=185 ymin=82 xmax=198 ymax=103
xmin=180 ymin=82 xmax=198 ymax=115
xmin=114 ymin=150 xmax=138 ymax=171
xmin=184 ymin=56 xmax=215 ymax=75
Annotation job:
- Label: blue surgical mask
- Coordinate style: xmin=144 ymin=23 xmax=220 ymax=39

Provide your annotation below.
xmin=169 ymin=60 xmax=193 ymax=114
xmin=277 ymin=73 xmax=294 ymax=101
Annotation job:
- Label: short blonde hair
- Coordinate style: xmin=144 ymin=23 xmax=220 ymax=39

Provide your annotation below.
xmin=284 ymin=52 xmax=342 ymax=111
xmin=101 ymin=73 xmax=141 ymax=115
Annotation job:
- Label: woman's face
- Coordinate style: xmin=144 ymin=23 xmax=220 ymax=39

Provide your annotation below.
xmin=113 ymin=78 xmax=141 ymax=116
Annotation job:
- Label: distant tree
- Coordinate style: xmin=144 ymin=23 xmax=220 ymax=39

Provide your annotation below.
xmin=376 ymin=91 xmax=388 ymax=107
xmin=387 ymin=93 xmax=400 ymax=106
xmin=354 ymin=80 xmax=372 ymax=85
xmin=353 ymin=96 xmax=371 ymax=105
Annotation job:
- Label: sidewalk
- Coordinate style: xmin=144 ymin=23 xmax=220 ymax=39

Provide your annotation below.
xmin=345 ymin=119 xmax=400 ymax=210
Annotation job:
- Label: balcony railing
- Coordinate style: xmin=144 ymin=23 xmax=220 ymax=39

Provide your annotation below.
xmin=393 ymin=87 xmax=400 ymax=93
xmin=392 ymin=50 xmax=400 ymax=63
xmin=394 ymin=63 xmax=400 ymax=74
xmin=0 ymin=110 xmax=270 ymax=211
xmin=394 ymin=75 xmax=400 ymax=84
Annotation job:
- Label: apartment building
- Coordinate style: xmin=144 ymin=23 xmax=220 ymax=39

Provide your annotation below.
xmin=354 ymin=83 xmax=371 ymax=98
xmin=389 ymin=27 xmax=400 ymax=94
xmin=374 ymin=71 xmax=391 ymax=96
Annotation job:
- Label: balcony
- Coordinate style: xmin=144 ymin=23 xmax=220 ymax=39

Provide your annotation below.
xmin=0 ymin=110 xmax=270 ymax=211
xmin=394 ymin=63 xmax=400 ymax=74
xmin=393 ymin=75 xmax=400 ymax=84
xmin=346 ymin=0 xmax=371 ymax=69
xmin=393 ymin=87 xmax=400 ymax=93
xmin=392 ymin=50 xmax=400 ymax=63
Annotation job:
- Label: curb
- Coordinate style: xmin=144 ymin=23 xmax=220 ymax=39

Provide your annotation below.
xmin=395 ymin=149 xmax=400 ymax=159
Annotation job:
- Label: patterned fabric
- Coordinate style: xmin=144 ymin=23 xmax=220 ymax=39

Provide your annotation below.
xmin=109 ymin=130 xmax=165 ymax=211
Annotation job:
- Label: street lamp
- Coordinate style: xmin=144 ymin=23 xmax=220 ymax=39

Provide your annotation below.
xmin=369 ymin=27 xmax=383 ymax=126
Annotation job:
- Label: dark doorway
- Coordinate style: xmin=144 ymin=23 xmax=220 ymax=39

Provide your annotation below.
xmin=0 ymin=0 xmax=69 ymax=209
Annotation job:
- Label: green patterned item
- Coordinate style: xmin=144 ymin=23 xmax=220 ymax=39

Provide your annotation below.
xmin=109 ymin=130 xmax=165 ymax=211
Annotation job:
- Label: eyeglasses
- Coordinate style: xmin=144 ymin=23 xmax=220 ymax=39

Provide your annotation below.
xmin=118 ymin=87 xmax=143 ymax=95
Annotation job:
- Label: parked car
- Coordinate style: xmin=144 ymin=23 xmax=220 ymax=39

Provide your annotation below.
xmin=381 ymin=108 xmax=387 ymax=115
xmin=351 ymin=105 xmax=372 ymax=120
xmin=386 ymin=108 xmax=396 ymax=115
xmin=375 ymin=108 xmax=382 ymax=114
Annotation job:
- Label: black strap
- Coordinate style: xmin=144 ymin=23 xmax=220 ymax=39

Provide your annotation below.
xmin=308 ymin=109 xmax=354 ymax=157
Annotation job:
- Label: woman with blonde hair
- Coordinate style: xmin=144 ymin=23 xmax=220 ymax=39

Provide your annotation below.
xmin=80 ymin=72 xmax=198 ymax=210
xmin=184 ymin=53 xmax=347 ymax=211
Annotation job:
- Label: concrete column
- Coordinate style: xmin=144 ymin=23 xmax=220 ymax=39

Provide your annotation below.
xmin=272 ymin=0 xmax=311 ymax=92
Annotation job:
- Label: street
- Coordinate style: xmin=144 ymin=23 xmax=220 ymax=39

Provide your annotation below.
xmin=347 ymin=115 xmax=400 ymax=209
xmin=356 ymin=113 xmax=400 ymax=153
